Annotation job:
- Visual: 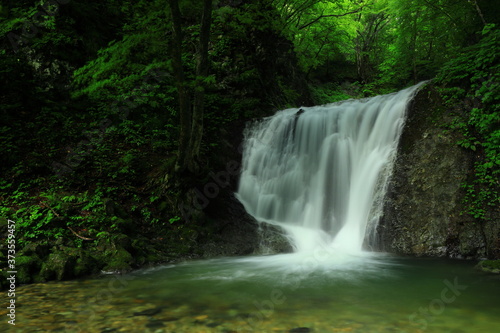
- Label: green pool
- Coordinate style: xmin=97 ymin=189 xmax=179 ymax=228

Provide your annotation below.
xmin=8 ymin=251 xmax=500 ymax=333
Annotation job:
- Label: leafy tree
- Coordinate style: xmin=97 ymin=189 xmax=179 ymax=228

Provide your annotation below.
xmin=353 ymin=0 xmax=390 ymax=83
xmin=377 ymin=0 xmax=486 ymax=86
xmin=271 ymin=0 xmax=365 ymax=76
xmin=168 ymin=0 xmax=213 ymax=174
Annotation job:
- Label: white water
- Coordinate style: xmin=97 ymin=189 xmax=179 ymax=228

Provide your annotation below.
xmin=236 ymin=83 xmax=425 ymax=254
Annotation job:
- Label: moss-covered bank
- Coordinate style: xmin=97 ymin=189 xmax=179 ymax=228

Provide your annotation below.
xmin=0 ymin=194 xmax=291 ymax=290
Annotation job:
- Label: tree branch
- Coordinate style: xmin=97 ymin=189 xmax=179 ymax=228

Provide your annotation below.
xmin=298 ymin=6 xmax=364 ymax=30
xmin=67 ymin=226 xmax=94 ymax=241
xmin=469 ymin=0 xmax=486 ymax=26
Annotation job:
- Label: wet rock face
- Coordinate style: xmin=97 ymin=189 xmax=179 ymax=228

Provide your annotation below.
xmin=377 ymin=85 xmax=499 ymax=259
xmin=200 ymin=193 xmax=293 ymax=258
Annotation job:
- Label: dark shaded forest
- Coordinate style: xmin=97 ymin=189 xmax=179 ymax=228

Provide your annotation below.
xmin=1 ymin=0 xmax=499 ymax=285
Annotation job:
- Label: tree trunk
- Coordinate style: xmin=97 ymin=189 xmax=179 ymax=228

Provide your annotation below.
xmin=470 ymin=0 xmax=487 ymax=26
xmin=188 ymin=0 xmax=213 ymax=173
xmin=411 ymin=10 xmax=419 ymax=84
xmin=168 ymin=0 xmax=192 ymax=173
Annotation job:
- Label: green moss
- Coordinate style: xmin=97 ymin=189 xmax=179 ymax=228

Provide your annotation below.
xmin=101 ymin=246 xmax=133 ymax=272
xmin=476 ymin=260 xmax=500 ymax=273
xmin=16 ymin=255 xmax=40 ymax=284
xmin=73 ymin=254 xmax=98 ymax=277
xmin=19 ymin=241 xmax=51 ymax=258
xmin=39 ymin=252 xmax=77 ymax=281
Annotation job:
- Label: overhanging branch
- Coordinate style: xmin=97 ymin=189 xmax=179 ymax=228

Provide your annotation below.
xmin=298 ymin=6 xmax=364 ymax=30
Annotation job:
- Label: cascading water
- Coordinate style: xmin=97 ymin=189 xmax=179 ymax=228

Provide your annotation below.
xmin=236 ymin=83 xmax=425 ymax=254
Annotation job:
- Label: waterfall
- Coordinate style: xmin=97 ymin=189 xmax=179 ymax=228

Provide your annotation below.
xmin=236 ymin=83 xmax=425 ymax=254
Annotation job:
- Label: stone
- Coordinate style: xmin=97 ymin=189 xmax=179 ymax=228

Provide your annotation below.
xmin=199 ymin=194 xmax=293 ymax=257
xmin=376 ymin=83 xmax=499 ymax=259
xmin=145 ymin=319 xmax=165 ymax=329
xmin=133 ymin=307 xmax=163 ymax=316
xmin=289 ymin=328 xmax=312 ymax=333
xmin=39 ymin=251 xmax=77 ymax=281
xmin=16 ymin=255 xmax=40 ymax=284
xmin=475 ymin=260 xmax=500 ymax=273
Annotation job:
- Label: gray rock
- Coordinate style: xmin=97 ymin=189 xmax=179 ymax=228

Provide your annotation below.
xmin=376 ymin=84 xmax=500 ymax=259
xmin=199 ymin=194 xmax=292 ymax=257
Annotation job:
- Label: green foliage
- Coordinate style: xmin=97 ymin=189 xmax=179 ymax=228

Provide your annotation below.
xmin=436 ymin=24 xmax=500 ymax=220
xmin=0 ymin=172 xmax=172 ymax=248
xmin=310 ymin=82 xmax=354 ymax=104
xmin=272 ymin=0 xmax=362 ymax=73
xmin=169 ymin=216 xmax=181 ymax=224
xmin=374 ymin=0 xmax=482 ymax=86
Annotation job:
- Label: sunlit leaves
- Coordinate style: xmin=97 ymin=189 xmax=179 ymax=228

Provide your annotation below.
xmin=272 ymin=0 xmax=365 ymax=72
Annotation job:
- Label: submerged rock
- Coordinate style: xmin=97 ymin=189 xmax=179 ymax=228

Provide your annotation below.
xmin=133 ymin=307 xmax=163 ymax=316
xmin=289 ymin=328 xmax=312 ymax=333
xmin=475 ymin=260 xmax=500 ymax=274
xmin=145 ymin=319 xmax=165 ymax=329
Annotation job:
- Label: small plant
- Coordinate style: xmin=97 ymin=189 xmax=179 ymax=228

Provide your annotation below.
xmin=436 ymin=24 xmax=500 ymax=220
xmin=169 ymin=215 xmax=181 ymax=224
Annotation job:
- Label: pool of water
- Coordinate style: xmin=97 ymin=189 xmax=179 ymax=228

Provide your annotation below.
xmin=6 ymin=251 xmax=500 ymax=332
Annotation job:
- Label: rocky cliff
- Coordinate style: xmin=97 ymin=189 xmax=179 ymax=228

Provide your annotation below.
xmin=377 ymin=84 xmax=500 ymax=259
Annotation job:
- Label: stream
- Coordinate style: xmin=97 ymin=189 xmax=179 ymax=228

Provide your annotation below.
xmin=8 ymin=252 xmax=500 ymax=332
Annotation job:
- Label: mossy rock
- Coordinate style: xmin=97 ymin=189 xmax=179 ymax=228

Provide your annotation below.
xmin=93 ymin=238 xmax=134 ymax=273
xmin=96 ymin=234 xmax=132 ymax=252
xmin=0 ymin=270 xmax=8 ymax=290
xmin=112 ymin=233 xmax=133 ymax=251
xmin=111 ymin=217 xmax=135 ymax=233
xmin=100 ymin=246 xmax=134 ymax=273
xmin=0 ymin=217 xmax=8 ymax=227
xmin=73 ymin=252 xmax=100 ymax=276
xmin=257 ymin=224 xmax=293 ymax=254
xmin=19 ymin=241 xmax=51 ymax=258
xmin=475 ymin=260 xmax=500 ymax=274
xmin=103 ymin=198 xmax=129 ymax=219
xmin=16 ymin=255 xmax=41 ymax=284
xmin=39 ymin=251 xmax=77 ymax=281
xmin=0 ymin=252 xmax=39 ymax=288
